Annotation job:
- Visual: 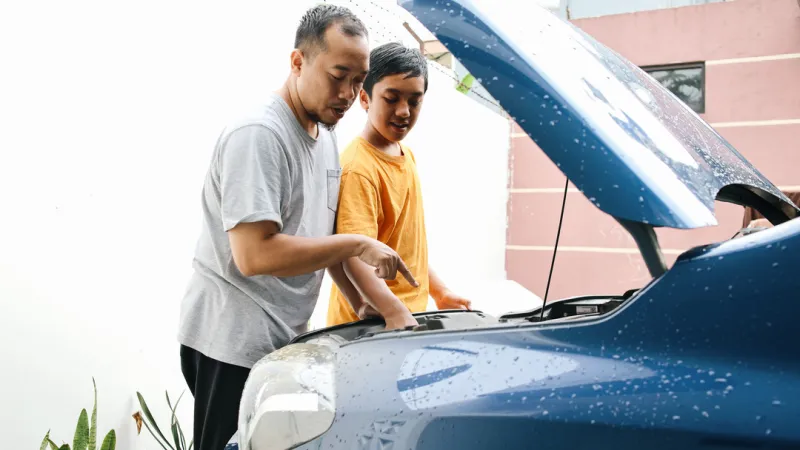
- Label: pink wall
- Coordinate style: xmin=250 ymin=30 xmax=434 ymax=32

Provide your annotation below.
xmin=507 ymin=0 xmax=800 ymax=299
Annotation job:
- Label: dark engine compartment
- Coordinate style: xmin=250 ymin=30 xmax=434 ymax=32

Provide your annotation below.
xmin=292 ymin=290 xmax=638 ymax=345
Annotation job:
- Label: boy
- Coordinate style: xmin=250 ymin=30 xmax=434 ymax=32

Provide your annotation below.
xmin=327 ymin=42 xmax=471 ymax=329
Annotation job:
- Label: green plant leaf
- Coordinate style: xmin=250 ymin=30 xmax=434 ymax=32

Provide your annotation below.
xmin=139 ymin=410 xmax=171 ymax=450
xmin=47 ymin=438 xmax=60 ymax=450
xmin=187 ymin=439 xmax=193 ymax=450
xmin=40 ymin=431 xmax=52 ymax=450
xmin=89 ymin=378 xmax=97 ymax=450
xmin=73 ymin=408 xmax=89 ymax=450
xmin=171 ymin=421 xmax=181 ymax=450
xmin=176 ymin=419 xmax=187 ymax=450
xmin=99 ymin=430 xmax=115 ymax=450
xmin=172 ymin=391 xmax=185 ymax=415
xmin=137 ymin=392 xmax=174 ymax=450
xmin=170 ymin=390 xmax=187 ymax=450
xmin=58 ymin=445 xmax=70 ymax=450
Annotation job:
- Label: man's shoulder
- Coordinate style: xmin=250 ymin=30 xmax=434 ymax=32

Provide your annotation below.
xmin=219 ymin=96 xmax=294 ymax=144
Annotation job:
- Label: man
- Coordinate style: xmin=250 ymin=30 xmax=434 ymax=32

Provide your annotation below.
xmin=177 ymin=6 xmax=416 ymax=450
xmin=326 ymin=42 xmax=472 ymax=330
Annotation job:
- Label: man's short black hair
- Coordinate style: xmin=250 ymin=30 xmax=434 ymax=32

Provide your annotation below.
xmin=363 ymin=42 xmax=429 ymax=97
xmin=295 ymin=4 xmax=368 ymax=57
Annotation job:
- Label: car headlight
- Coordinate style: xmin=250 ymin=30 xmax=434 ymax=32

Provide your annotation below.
xmin=238 ymin=339 xmax=339 ymax=450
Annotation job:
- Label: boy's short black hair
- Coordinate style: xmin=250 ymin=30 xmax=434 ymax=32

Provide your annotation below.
xmin=363 ymin=42 xmax=429 ymax=97
xmin=295 ymin=4 xmax=368 ymax=58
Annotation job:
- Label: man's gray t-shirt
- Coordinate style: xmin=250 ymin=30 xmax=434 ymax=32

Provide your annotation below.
xmin=178 ymin=94 xmax=341 ymax=368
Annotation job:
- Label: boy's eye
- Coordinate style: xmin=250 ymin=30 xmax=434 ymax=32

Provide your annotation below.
xmin=409 ymin=100 xmax=420 ymax=107
xmin=384 ymin=97 xmax=398 ymax=104
xmin=330 ymin=74 xmax=345 ymax=81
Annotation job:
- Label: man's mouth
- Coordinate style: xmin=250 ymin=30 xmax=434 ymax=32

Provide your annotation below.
xmin=331 ymin=106 xmax=347 ymax=119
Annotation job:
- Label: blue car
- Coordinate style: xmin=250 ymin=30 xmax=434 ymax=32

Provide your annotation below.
xmin=233 ymin=1 xmax=800 ymax=449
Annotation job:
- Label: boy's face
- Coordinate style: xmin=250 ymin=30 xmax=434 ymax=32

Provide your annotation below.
xmin=361 ymin=73 xmax=425 ymax=142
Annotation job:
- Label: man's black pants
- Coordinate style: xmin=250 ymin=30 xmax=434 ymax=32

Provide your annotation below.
xmin=180 ymin=345 xmax=250 ymax=450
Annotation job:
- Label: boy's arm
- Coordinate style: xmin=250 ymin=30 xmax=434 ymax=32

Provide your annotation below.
xmin=344 ymin=258 xmax=417 ymax=328
xmin=430 ymin=267 xmax=472 ymax=311
xmin=327 ymin=262 xmax=365 ymax=312
xmin=336 ymin=172 xmax=417 ymax=329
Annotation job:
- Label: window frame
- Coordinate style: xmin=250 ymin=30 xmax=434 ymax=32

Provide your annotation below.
xmin=641 ymin=61 xmax=707 ymax=114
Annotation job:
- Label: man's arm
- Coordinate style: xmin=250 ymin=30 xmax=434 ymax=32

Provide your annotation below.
xmin=429 ymin=267 xmax=472 ymax=310
xmin=228 ymin=220 xmax=416 ymax=284
xmin=220 ymin=126 xmax=415 ymax=283
xmin=343 ymin=257 xmax=417 ymax=329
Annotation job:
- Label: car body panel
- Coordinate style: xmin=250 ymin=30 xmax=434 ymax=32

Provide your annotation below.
xmin=399 ymin=0 xmax=798 ymax=229
xmin=295 ymin=218 xmax=800 ymax=449
xmin=236 ymin=2 xmax=800 ymax=449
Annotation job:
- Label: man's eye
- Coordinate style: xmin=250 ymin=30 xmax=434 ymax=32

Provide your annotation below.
xmin=330 ymin=74 xmax=345 ymax=81
xmin=384 ymin=97 xmax=398 ymax=104
xmin=410 ymin=101 xmax=420 ymax=107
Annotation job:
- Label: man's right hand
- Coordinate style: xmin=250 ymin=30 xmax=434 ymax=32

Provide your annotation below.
xmin=355 ymin=237 xmax=418 ymax=287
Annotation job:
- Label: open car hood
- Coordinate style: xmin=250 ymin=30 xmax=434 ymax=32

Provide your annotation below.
xmin=400 ymin=0 xmax=798 ymax=228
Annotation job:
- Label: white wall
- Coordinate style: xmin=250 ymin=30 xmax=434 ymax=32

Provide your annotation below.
xmin=0 ymin=1 xmax=509 ymax=449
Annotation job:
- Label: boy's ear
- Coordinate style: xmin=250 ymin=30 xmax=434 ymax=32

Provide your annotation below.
xmin=359 ymin=89 xmax=370 ymax=111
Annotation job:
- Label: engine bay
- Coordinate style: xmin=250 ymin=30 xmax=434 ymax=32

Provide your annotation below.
xmin=292 ymin=290 xmax=637 ymax=345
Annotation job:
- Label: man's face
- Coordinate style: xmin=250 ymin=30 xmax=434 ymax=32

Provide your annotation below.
xmin=362 ymin=73 xmax=425 ymax=142
xmin=295 ymin=26 xmax=369 ymax=129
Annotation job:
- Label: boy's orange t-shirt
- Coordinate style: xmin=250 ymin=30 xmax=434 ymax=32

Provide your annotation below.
xmin=326 ymin=137 xmax=429 ymax=326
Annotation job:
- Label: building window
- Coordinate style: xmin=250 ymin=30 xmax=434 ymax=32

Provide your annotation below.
xmin=642 ymin=63 xmax=705 ymax=114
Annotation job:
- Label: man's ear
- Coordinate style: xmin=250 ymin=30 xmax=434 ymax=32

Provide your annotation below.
xmin=359 ymin=89 xmax=370 ymax=111
xmin=290 ymin=49 xmax=304 ymax=76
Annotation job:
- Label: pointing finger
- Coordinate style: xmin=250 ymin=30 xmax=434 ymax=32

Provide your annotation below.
xmin=397 ymin=258 xmax=418 ymax=287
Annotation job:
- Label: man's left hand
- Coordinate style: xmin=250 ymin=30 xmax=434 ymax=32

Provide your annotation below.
xmin=436 ymin=292 xmax=472 ymax=311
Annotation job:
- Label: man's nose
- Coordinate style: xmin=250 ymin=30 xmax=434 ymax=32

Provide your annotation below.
xmin=340 ymin=83 xmax=357 ymax=102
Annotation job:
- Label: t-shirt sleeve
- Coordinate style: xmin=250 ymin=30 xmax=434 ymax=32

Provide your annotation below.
xmin=335 ymin=172 xmax=381 ymax=240
xmin=219 ymin=125 xmax=289 ymax=232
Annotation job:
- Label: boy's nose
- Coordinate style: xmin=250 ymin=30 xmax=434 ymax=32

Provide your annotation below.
xmin=396 ymin=104 xmax=410 ymax=117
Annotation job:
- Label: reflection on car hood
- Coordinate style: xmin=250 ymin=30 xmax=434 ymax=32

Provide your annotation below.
xmin=400 ymin=0 xmax=798 ymax=228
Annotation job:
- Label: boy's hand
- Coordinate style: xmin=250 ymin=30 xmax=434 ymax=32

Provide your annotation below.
xmin=357 ymin=303 xmax=380 ymax=319
xmin=436 ymin=291 xmax=473 ymax=311
xmin=383 ymin=310 xmax=419 ymax=330
xmin=358 ymin=303 xmax=418 ymax=329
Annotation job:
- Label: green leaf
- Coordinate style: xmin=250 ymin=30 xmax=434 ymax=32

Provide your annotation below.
xmin=171 ymin=421 xmax=181 ymax=450
xmin=137 ymin=392 xmax=174 ymax=450
xmin=187 ymin=439 xmax=193 ymax=450
xmin=99 ymin=430 xmax=115 ymax=450
xmin=170 ymin=390 xmax=187 ymax=450
xmin=89 ymin=378 xmax=97 ymax=450
xmin=174 ymin=391 xmax=185 ymax=412
xmin=57 ymin=445 xmax=70 ymax=450
xmin=40 ymin=431 xmax=52 ymax=450
xmin=140 ymin=412 xmax=171 ymax=450
xmin=73 ymin=409 xmax=89 ymax=450
xmin=176 ymin=419 xmax=187 ymax=450
xmin=47 ymin=438 xmax=60 ymax=450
